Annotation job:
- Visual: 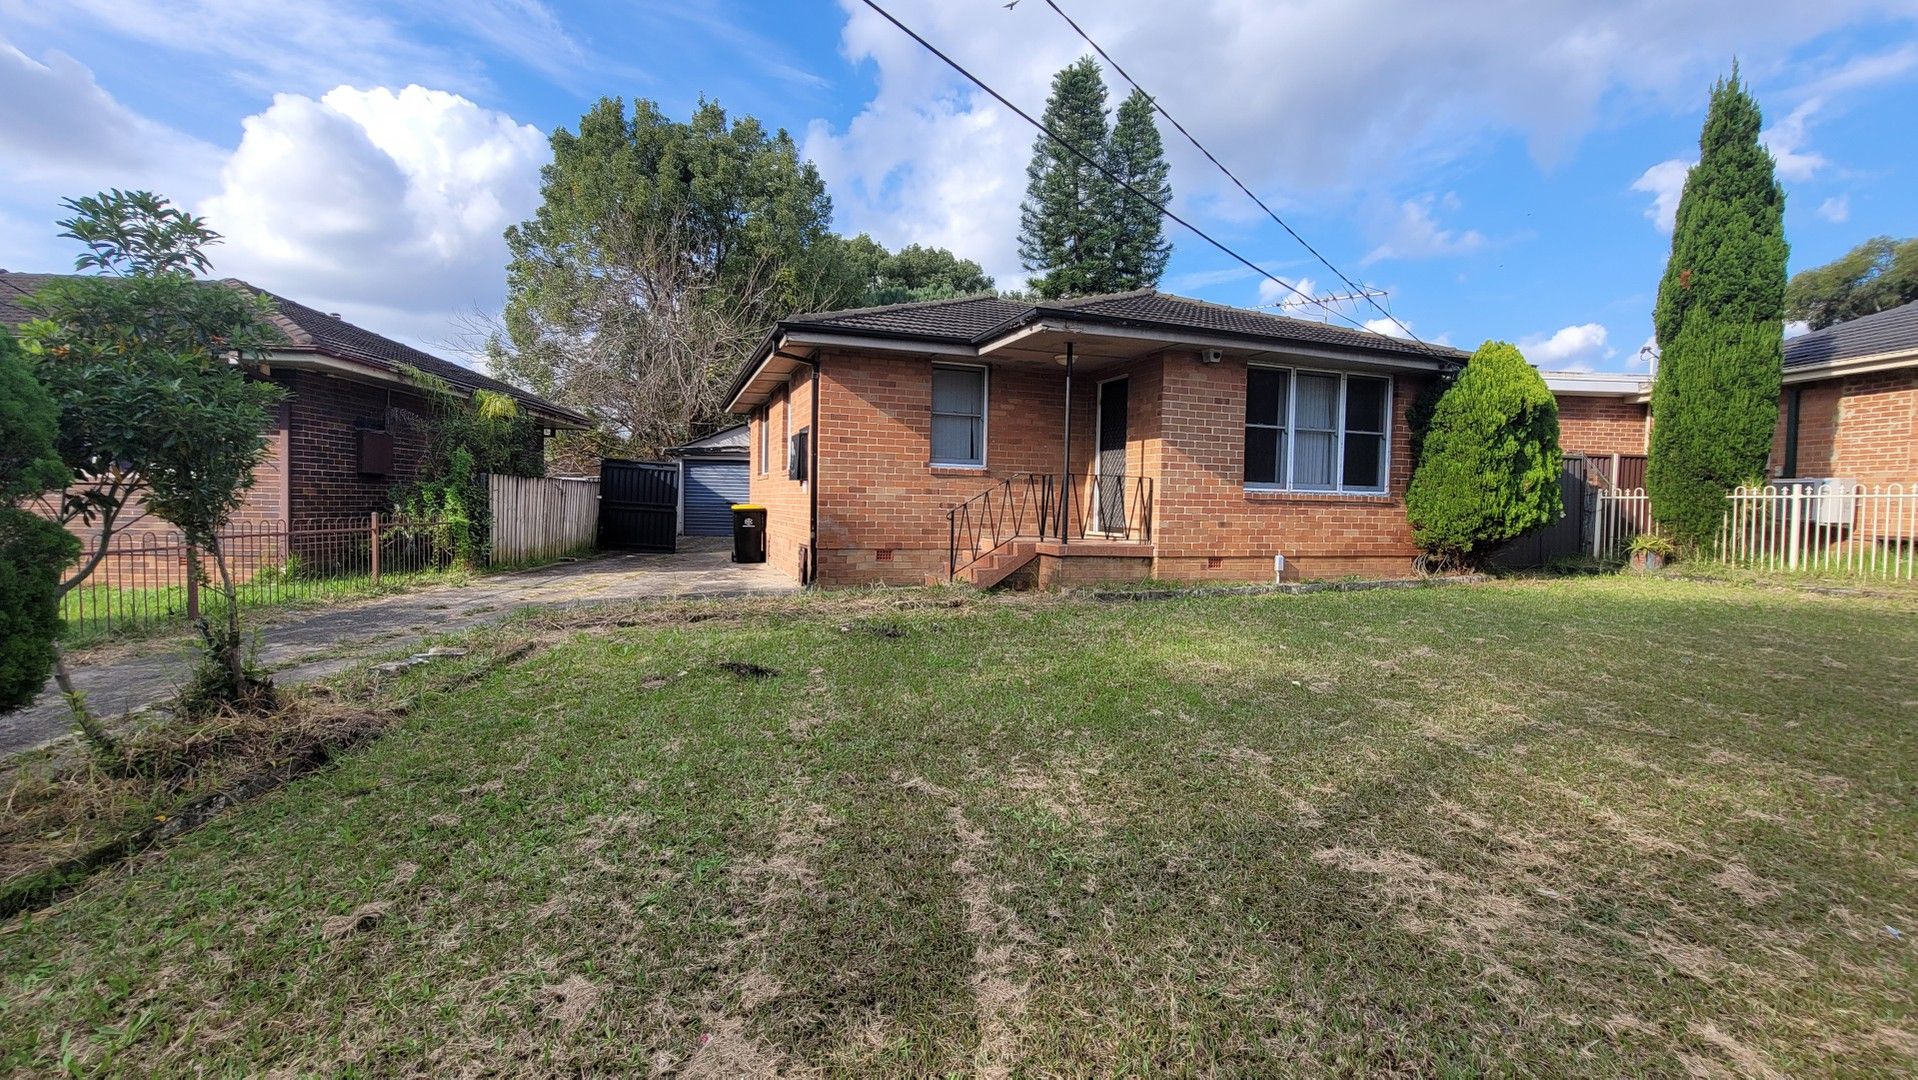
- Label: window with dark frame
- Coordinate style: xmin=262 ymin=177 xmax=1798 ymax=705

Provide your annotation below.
xmin=930 ymin=364 xmax=987 ymax=467
xmin=1242 ymin=368 xmax=1391 ymax=493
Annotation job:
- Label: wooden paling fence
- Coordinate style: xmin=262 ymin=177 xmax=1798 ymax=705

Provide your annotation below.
xmin=488 ymin=474 xmax=600 ymax=564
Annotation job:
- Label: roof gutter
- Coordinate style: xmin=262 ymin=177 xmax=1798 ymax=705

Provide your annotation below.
xmin=1781 ymin=348 xmax=1918 ymax=384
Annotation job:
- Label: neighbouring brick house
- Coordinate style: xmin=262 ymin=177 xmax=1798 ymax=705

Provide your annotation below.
xmin=1 ymin=271 xmax=586 ymax=576
xmin=725 ymin=290 xmax=1467 ymax=587
xmin=1537 ymin=301 xmax=1918 ymax=490
xmin=1773 ymin=300 xmax=1918 ymax=485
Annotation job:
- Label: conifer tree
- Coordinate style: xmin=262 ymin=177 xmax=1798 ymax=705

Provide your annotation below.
xmin=1018 ymin=57 xmax=1115 ymax=298
xmin=1106 ymin=89 xmax=1172 ymax=290
xmin=1647 ymin=70 xmax=1788 ymax=549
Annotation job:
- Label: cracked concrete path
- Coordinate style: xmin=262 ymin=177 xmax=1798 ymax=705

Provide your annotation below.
xmin=3 ymin=539 xmax=793 ymax=758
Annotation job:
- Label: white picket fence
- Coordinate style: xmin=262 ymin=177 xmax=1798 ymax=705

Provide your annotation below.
xmin=488 ymin=474 xmax=599 ymax=564
xmin=1592 ymin=488 xmax=1654 ymax=561
xmin=1721 ymin=483 xmax=1916 ymax=578
xmin=1595 ymin=483 xmax=1918 ymax=580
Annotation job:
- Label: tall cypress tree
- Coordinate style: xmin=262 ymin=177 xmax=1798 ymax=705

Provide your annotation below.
xmin=1106 ymin=88 xmax=1172 ymax=289
xmin=1018 ymin=57 xmax=1115 ymax=298
xmin=1647 ymin=69 xmax=1788 ymax=549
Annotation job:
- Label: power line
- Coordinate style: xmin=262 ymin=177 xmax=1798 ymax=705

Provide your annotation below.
xmin=1039 ymin=0 xmax=1439 ymax=356
xmin=855 ymin=0 xmax=1381 ymax=337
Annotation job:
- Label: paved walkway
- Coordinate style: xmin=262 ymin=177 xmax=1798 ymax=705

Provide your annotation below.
xmin=3 ymin=539 xmax=793 ymax=758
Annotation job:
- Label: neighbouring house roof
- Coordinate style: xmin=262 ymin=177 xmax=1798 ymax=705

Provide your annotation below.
xmin=0 ymin=270 xmax=588 ymax=428
xmin=1539 ymin=371 xmax=1649 ymax=398
xmin=727 ymin=288 xmax=1466 ymax=411
xmin=1784 ymin=299 xmax=1918 ymax=371
xmin=667 ymin=423 xmax=749 ymax=457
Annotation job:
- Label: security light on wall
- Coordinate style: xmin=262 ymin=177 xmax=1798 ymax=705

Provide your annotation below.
xmin=1200 ymin=348 xmax=1224 ymax=365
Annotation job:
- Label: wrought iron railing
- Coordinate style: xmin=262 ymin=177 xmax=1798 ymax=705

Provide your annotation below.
xmin=946 ymin=473 xmax=1154 ymax=579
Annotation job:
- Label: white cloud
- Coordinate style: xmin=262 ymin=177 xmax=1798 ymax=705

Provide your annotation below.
xmin=811 ymin=0 xmax=1917 ymax=284
xmin=1760 ymin=99 xmax=1830 ymax=182
xmin=1785 ymin=320 xmax=1811 ymax=339
xmin=1362 ymin=193 xmax=1486 ymax=264
xmin=1816 ymin=195 xmax=1851 ymax=223
xmin=0 ymin=39 xmax=222 ymax=196
xmin=1631 ymin=158 xmax=1692 ymax=232
xmin=199 ymin=86 xmax=547 ymax=355
xmin=1363 ymin=316 xmax=1414 ymax=340
xmin=1257 ymin=276 xmax=1318 ymax=309
xmin=1521 ymin=322 xmax=1612 ymax=369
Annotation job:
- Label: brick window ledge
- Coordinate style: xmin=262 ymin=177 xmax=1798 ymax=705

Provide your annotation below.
xmin=1243 ymin=488 xmax=1398 ymax=505
xmin=928 ymin=464 xmax=989 ymax=475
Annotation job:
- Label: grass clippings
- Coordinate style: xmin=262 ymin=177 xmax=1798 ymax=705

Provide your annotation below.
xmin=2 ymin=576 xmax=1915 ymax=1075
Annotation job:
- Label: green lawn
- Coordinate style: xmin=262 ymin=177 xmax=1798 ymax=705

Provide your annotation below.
xmin=59 ymin=568 xmax=458 ymax=646
xmin=4 ymin=577 xmax=1914 ymax=1075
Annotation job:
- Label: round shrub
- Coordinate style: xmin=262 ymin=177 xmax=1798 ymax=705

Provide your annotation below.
xmin=1405 ymin=340 xmax=1564 ymax=567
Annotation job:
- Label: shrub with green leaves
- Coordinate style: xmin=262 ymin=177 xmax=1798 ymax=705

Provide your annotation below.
xmin=1405 ymin=340 xmax=1563 ymax=567
xmin=0 ymin=330 xmax=78 ymax=710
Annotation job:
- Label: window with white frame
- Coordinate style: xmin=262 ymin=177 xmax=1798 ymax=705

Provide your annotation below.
xmin=757 ymin=405 xmax=769 ymax=474
xmin=1243 ymin=367 xmax=1391 ymax=493
xmin=930 ymin=364 xmax=987 ymax=467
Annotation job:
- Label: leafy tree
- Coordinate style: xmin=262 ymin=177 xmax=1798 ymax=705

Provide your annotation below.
xmin=1404 ymin=341 xmax=1563 ymax=567
xmin=1786 ymin=235 xmax=1918 ymax=330
xmin=1106 ymin=89 xmax=1172 ymax=289
xmin=833 ymin=235 xmax=994 ymax=307
xmin=0 ymin=330 xmax=77 ymax=711
xmin=1647 ymin=71 xmax=1788 ymax=549
xmin=21 ymin=191 xmax=285 ymax=728
xmin=1019 ymin=57 xmax=1117 ymax=298
xmin=499 ymin=98 xmax=856 ymax=457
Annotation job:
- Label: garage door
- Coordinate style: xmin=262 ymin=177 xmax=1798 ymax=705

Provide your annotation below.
xmin=681 ymin=458 xmax=749 ymax=536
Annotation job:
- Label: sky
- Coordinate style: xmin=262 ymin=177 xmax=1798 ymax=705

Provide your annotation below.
xmin=3 ymin=1 xmax=1917 ymax=375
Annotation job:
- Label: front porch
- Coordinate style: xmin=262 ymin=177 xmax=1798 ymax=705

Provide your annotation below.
xmin=947 ymin=471 xmax=1155 ymax=587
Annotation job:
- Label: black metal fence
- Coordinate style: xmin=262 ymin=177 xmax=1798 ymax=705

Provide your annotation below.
xmin=61 ymin=514 xmax=458 ymax=643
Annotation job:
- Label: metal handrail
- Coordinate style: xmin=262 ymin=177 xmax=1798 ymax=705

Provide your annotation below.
xmin=946 ymin=473 xmax=1154 ymax=579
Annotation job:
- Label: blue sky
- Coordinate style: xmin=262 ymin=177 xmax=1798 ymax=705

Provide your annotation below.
xmin=3 ymin=1 xmax=1916 ymax=373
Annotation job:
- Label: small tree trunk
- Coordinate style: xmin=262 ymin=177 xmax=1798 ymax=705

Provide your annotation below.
xmin=52 ymin=649 xmax=117 ymax=757
xmin=205 ymin=537 xmax=250 ymax=701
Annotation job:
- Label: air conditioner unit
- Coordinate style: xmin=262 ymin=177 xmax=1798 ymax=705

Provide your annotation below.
xmin=1777 ymin=478 xmax=1857 ymax=526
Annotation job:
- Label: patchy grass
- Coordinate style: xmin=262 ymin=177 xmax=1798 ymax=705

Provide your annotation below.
xmin=2 ymin=577 xmax=1914 ymax=1075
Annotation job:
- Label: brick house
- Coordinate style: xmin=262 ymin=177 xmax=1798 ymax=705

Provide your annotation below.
xmin=724 ymin=290 xmax=1466 ymax=588
xmin=1536 ymin=301 xmax=1918 ymax=489
xmin=1 ymin=271 xmax=586 ymax=571
xmin=1773 ymin=300 xmax=1918 ymax=485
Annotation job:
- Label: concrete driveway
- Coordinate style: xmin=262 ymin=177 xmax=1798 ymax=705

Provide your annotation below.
xmin=2 ymin=539 xmax=792 ymax=758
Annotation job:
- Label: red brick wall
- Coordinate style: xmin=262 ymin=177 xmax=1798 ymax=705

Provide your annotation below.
xmin=284 ymin=371 xmax=430 ymax=529
xmin=1151 ymin=352 xmax=1431 ymax=582
xmin=744 ymin=347 xmax=1449 ymax=586
xmin=1772 ymin=368 xmax=1917 ymax=484
xmin=748 ymin=372 xmax=816 ymax=581
xmin=1555 ymin=395 xmax=1648 ymax=457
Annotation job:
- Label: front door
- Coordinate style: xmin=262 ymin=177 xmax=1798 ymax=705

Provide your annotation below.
xmin=1096 ymin=378 xmax=1128 ymax=533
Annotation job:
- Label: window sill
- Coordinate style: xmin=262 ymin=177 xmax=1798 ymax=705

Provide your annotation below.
xmin=1243 ymin=487 xmax=1396 ymax=504
xmin=929 ymin=464 xmax=988 ymax=474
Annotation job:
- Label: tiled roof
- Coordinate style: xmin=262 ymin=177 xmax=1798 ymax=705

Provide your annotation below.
xmin=1044 ymin=290 xmax=1462 ymax=360
xmin=780 ymin=288 xmax=1461 ymax=361
xmin=0 ymin=271 xmax=584 ymax=425
xmin=783 ymin=294 xmax=1031 ymax=341
xmin=1785 ymin=300 xmax=1918 ymax=369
